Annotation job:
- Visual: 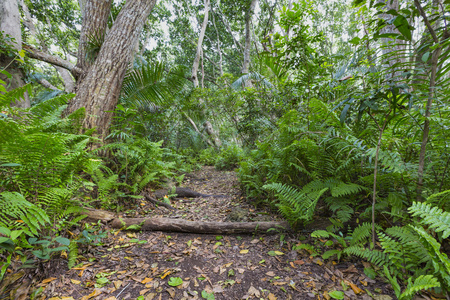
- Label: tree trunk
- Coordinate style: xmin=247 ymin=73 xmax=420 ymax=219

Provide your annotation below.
xmin=414 ymin=0 xmax=448 ymax=200
xmin=211 ymin=10 xmax=223 ymax=77
xmin=0 ymin=0 xmax=30 ymax=108
xmin=241 ymin=0 xmax=258 ymax=74
xmin=191 ymin=0 xmax=210 ymax=88
xmin=65 ymin=0 xmax=156 ymax=138
xmin=74 ymin=0 xmax=112 ymax=81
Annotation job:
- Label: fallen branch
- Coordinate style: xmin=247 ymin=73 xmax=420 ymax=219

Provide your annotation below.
xmin=144 ymin=194 xmax=176 ymax=210
xmin=110 ymin=217 xmax=289 ymax=234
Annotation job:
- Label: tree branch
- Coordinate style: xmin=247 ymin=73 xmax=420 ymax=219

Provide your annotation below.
xmin=23 ymin=44 xmax=83 ymax=77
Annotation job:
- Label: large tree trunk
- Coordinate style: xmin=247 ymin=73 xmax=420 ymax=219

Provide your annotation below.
xmin=65 ymin=0 xmax=156 ymax=138
xmin=241 ymin=0 xmax=258 ymax=74
xmin=0 ymin=0 xmax=30 ymax=108
xmin=191 ymin=0 xmax=210 ymax=88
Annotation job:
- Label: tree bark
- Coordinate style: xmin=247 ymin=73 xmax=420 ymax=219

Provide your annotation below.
xmin=241 ymin=0 xmax=258 ymax=74
xmin=0 ymin=0 xmax=30 ymax=108
xmin=211 ymin=10 xmax=223 ymax=76
xmin=65 ymin=0 xmax=156 ymax=138
xmin=191 ymin=0 xmax=210 ymax=88
xmin=111 ymin=218 xmax=289 ymax=234
xmin=75 ymin=0 xmax=112 ymax=81
xmin=414 ymin=0 xmax=448 ymax=200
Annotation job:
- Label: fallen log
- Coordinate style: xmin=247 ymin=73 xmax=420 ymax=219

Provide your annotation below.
xmin=110 ymin=217 xmax=289 ymax=234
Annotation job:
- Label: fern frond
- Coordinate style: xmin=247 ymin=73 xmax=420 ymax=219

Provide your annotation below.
xmin=344 ymin=246 xmax=389 ymax=266
xmin=408 ymin=202 xmax=450 ymax=238
xmin=0 ymin=192 xmax=49 ymax=235
xmin=400 ymin=275 xmax=440 ymax=300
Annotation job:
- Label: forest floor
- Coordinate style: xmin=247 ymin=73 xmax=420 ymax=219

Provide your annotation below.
xmin=35 ymin=166 xmax=395 ymax=300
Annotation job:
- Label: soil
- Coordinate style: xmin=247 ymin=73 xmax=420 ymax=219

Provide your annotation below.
xmin=5 ymin=166 xmax=396 ymax=300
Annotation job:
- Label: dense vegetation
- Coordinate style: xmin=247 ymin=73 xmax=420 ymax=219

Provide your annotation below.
xmin=0 ymin=0 xmax=449 ymax=299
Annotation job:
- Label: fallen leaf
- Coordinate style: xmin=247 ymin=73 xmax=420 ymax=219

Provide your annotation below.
xmin=70 ymin=279 xmax=81 ymax=284
xmin=140 ymin=289 xmax=150 ymax=295
xmin=113 ymin=280 xmax=122 ymax=289
xmin=80 ymin=289 xmax=102 ymax=300
xmin=247 ymin=285 xmax=260 ymax=297
xmin=240 ymin=249 xmax=249 ymax=254
xmin=166 ymin=287 xmax=176 ymax=298
xmin=266 ymin=271 xmax=275 ymax=276
xmin=142 ymin=278 xmax=153 ymax=284
xmin=349 ymin=282 xmax=363 ymax=294
xmin=145 ymin=293 xmax=156 ymax=300
xmin=161 ymin=270 xmax=171 ymax=279
xmin=268 ymin=293 xmax=277 ymax=300
xmin=223 ymin=262 xmax=233 ymax=267
xmin=42 ymin=278 xmax=57 ymax=284
xmin=293 ymin=260 xmax=305 ymax=265
xmin=273 ymin=282 xmax=287 ymax=286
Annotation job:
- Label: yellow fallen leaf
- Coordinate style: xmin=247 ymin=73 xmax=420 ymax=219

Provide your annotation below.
xmin=323 ymin=291 xmax=331 ymax=300
xmin=349 ymin=282 xmax=363 ymax=294
xmin=161 ymin=270 xmax=171 ymax=279
xmin=42 ymin=277 xmax=57 ymax=284
xmin=272 ymin=282 xmax=287 ymax=286
xmin=268 ymin=293 xmax=277 ymax=300
xmin=70 ymin=279 xmax=81 ymax=284
xmin=80 ymin=289 xmax=102 ymax=300
xmin=124 ymin=257 xmax=134 ymax=261
xmin=266 ymin=271 xmax=275 ymax=276
xmin=104 ymin=297 xmax=117 ymax=300
xmin=240 ymin=250 xmax=249 ymax=254
xmin=274 ymin=251 xmax=284 ymax=255
xmin=223 ymin=262 xmax=233 ymax=267
xmin=142 ymin=278 xmax=153 ymax=284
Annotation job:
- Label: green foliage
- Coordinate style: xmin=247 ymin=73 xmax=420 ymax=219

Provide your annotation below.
xmin=0 ymin=192 xmax=49 ymax=236
xmin=263 ymin=182 xmax=328 ymax=226
xmin=215 ymin=144 xmax=244 ymax=171
xmin=408 ymin=202 xmax=450 ymax=239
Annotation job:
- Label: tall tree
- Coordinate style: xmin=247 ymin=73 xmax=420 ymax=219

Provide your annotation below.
xmin=242 ymin=0 xmax=258 ymax=74
xmin=65 ymin=0 xmax=157 ymax=138
xmin=191 ymin=0 xmax=210 ymax=88
xmin=0 ymin=0 xmax=30 ymax=108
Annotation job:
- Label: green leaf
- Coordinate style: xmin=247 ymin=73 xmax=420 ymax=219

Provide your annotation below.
xmin=348 ymin=37 xmax=361 ymax=45
xmin=364 ymin=267 xmax=377 ymax=280
xmin=0 ymin=163 xmax=21 ymax=167
xmin=329 ymin=290 xmax=344 ymax=299
xmin=201 ymin=290 xmax=215 ymax=300
xmin=55 ymin=237 xmax=70 ymax=246
xmin=393 ymin=15 xmax=412 ymax=41
xmin=421 ymin=52 xmax=430 ymax=62
xmin=168 ymin=277 xmax=183 ymax=286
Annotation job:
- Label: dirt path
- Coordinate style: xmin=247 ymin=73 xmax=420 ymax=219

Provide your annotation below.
xmin=36 ymin=167 xmax=393 ymax=300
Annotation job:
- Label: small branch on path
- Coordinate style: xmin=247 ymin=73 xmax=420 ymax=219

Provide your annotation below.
xmin=144 ymin=194 xmax=177 ymax=210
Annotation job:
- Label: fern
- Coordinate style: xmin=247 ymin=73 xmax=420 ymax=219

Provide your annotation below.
xmin=0 ymin=192 xmax=50 ymax=236
xmin=399 ymin=275 xmax=440 ymax=300
xmin=408 ymin=202 xmax=450 ymax=238
xmin=263 ymin=182 xmax=328 ymax=226
xmin=67 ymin=240 xmax=78 ymax=269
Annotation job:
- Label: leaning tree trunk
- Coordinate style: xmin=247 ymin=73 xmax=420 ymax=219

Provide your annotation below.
xmin=191 ymin=0 xmax=210 ymax=88
xmin=66 ymin=0 xmax=156 ymax=138
xmin=0 ymin=0 xmax=30 ymax=108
